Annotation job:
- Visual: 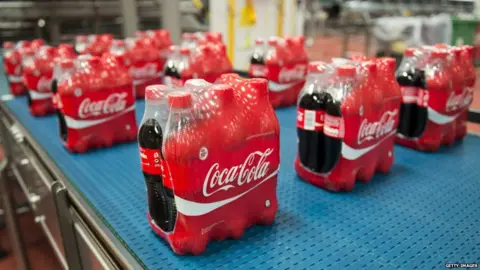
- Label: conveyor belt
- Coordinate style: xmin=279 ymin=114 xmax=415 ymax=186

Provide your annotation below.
xmin=3 ymin=96 xmax=480 ymax=269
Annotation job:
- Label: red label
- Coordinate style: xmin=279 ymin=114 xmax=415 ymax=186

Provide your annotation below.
xmin=297 ymin=108 xmax=324 ymax=131
xmin=165 ymin=134 xmax=279 ymax=206
xmin=401 ymin=86 xmax=418 ymax=104
xmin=324 ymin=115 xmax=345 ymax=139
xmin=129 ymin=62 xmax=161 ymax=80
xmin=263 ymin=63 xmax=308 ymax=83
xmin=417 ymin=89 xmax=429 ymax=107
xmin=60 ymin=84 xmax=135 ymax=123
xmin=140 ymin=147 xmax=162 ymax=175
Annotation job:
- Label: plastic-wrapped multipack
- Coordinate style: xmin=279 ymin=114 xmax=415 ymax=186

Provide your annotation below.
xmin=163 ymin=32 xmax=232 ymax=87
xmin=248 ymin=36 xmax=309 ymax=108
xmin=3 ymin=41 xmax=25 ymax=96
xmin=22 ymin=46 xmax=58 ymax=116
xmin=55 ymin=56 xmax=137 ymax=153
xmin=395 ymin=45 xmax=475 ymax=151
xmin=82 ymin=34 xmax=113 ymax=57
xmin=138 ymin=74 xmax=279 ymax=254
xmin=124 ymin=32 xmax=172 ymax=98
xmin=295 ymin=58 xmax=401 ymax=191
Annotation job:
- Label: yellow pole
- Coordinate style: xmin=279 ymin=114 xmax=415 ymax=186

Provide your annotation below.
xmin=277 ymin=0 xmax=284 ymax=36
xmin=228 ymin=0 xmax=236 ymax=64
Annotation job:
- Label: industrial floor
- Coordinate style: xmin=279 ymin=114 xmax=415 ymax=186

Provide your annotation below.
xmin=0 ymin=34 xmax=479 ymax=269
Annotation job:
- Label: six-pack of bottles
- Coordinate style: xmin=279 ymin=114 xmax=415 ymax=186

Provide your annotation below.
xmin=295 ymin=57 xmax=401 ymax=191
xmin=163 ymin=32 xmax=232 ymax=87
xmin=249 ymin=36 xmax=309 ymax=108
xmin=139 ymin=75 xmax=280 ymax=254
xmin=395 ymin=45 xmax=475 ymax=151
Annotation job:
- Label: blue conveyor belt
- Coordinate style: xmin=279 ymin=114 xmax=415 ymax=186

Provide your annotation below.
xmin=4 ymin=96 xmax=480 ymax=269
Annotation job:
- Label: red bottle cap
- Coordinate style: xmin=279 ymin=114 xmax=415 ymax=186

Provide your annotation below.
xmin=434 ymin=43 xmax=448 ymax=49
xmin=248 ymin=78 xmax=269 ymax=98
xmin=87 ymin=57 xmax=101 ymax=66
xmin=22 ymin=47 xmax=34 ymax=55
xmin=76 ymin=35 xmax=87 ymax=41
xmin=362 ymin=61 xmax=377 ymax=75
xmin=296 ymin=36 xmax=305 ymax=46
xmin=267 ymin=38 xmax=278 ymax=46
xmin=404 ymin=48 xmax=416 ymax=57
xmin=180 ymin=48 xmax=190 ymax=55
xmin=58 ymin=43 xmax=73 ymax=50
xmin=308 ymin=61 xmax=326 ymax=73
xmin=211 ymin=84 xmax=234 ymax=107
xmin=431 ymin=49 xmax=448 ymax=59
xmin=145 ymin=84 xmax=167 ymax=101
xmin=3 ymin=42 xmax=14 ymax=49
xmin=60 ymin=59 xmax=74 ymax=69
xmin=381 ymin=57 xmax=396 ymax=71
xmin=182 ymin=33 xmax=192 ymax=40
xmin=452 ymin=48 xmax=462 ymax=59
xmin=113 ymin=40 xmax=125 ymax=46
xmin=43 ymin=46 xmax=57 ymax=56
xmin=168 ymin=91 xmax=192 ymax=109
xmin=337 ymin=65 xmax=356 ymax=77
xmin=254 ymin=38 xmax=264 ymax=45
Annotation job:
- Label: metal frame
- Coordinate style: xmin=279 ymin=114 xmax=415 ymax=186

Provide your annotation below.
xmin=0 ymin=102 xmax=144 ymax=269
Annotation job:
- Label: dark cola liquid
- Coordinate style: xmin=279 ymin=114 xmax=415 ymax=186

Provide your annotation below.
xmin=298 ymin=92 xmax=329 ymax=173
xmin=250 ymin=52 xmax=264 ymax=65
xmin=139 ymin=118 xmax=176 ymax=232
xmin=51 ymin=79 xmax=68 ymax=142
xmin=397 ymin=69 xmax=427 ymax=138
xmin=323 ymin=97 xmax=342 ymax=173
xmin=164 ymin=61 xmax=181 ymax=79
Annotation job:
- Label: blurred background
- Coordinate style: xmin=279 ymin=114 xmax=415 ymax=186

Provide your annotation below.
xmin=1 ymin=0 xmax=480 ymax=268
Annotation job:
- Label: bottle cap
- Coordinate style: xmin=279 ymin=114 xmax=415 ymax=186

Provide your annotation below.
xmin=59 ymin=59 xmax=74 ymax=69
xmin=146 ymin=84 xmax=167 ymax=101
xmin=452 ymin=48 xmax=462 ymax=59
xmin=168 ymin=91 xmax=192 ymax=109
xmin=182 ymin=33 xmax=192 ymax=40
xmin=248 ymin=78 xmax=268 ymax=98
xmin=113 ymin=40 xmax=125 ymax=46
xmin=308 ymin=61 xmax=326 ymax=73
xmin=404 ymin=48 xmax=416 ymax=57
xmin=179 ymin=48 xmax=190 ymax=55
xmin=3 ymin=42 xmax=14 ymax=49
xmin=362 ymin=61 xmax=377 ymax=74
xmin=58 ymin=43 xmax=73 ymax=51
xmin=431 ymin=49 xmax=448 ymax=59
xmin=267 ymin=37 xmax=278 ymax=46
xmin=211 ymin=84 xmax=234 ymax=107
xmin=76 ymin=35 xmax=87 ymax=42
xmin=254 ymin=38 xmax=264 ymax=45
xmin=337 ymin=65 xmax=356 ymax=76
xmin=379 ymin=57 xmax=396 ymax=73
xmin=87 ymin=57 xmax=101 ymax=66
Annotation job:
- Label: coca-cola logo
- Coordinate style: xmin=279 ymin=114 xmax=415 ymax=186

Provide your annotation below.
xmin=278 ymin=65 xmax=306 ymax=83
xmin=37 ymin=77 xmax=52 ymax=92
xmin=446 ymin=88 xmax=473 ymax=112
xmin=129 ymin=63 xmax=158 ymax=79
xmin=358 ymin=110 xmax=398 ymax=145
xmin=203 ymin=149 xmax=273 ymax=197
xmin=78 ymin=92 xmax=128 ymax=119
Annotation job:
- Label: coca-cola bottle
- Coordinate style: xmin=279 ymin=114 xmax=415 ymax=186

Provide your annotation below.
xmin=323 ymin=65 xmax=357 ymax=173
xmin=297 ymin=62 xmax=330 ymax=173
xmin=139 ymin=85 xmax=176 ymax=232
xmin=251 ymin=38 xmax=265 ymax=66
xmin=52 ymin=59 xmax=74 ymax=141
xmin=396 ymin=48 xmax=426 ymax=138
